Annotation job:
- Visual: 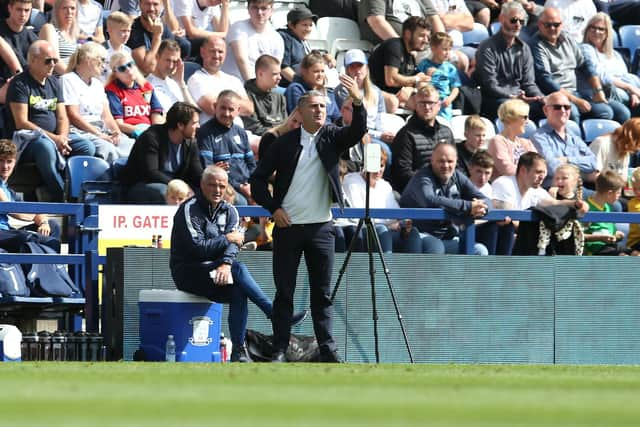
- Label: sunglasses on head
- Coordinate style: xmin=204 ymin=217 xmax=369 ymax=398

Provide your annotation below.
xmin=44 ymin=57 xmax=59 ymax=65
xmin=115 ymin=61 xmax=135 ymax=73
xmin=542 ymin=22 xmax=562 ymax=29
xmin=510 ymin=17 xmax=526 ymax=25
xmin=550 ymin=104 xmax=571 ymax=111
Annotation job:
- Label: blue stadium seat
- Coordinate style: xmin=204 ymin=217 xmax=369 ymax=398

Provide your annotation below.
xmin=618 ymin=25 xmax=640 ymax=71
xmin=65 ymin=156 xmax=112 ymax=202
xmin=490 ymin=22 xmax=501 ymax=35
xmin=495 ymin=118 xmax=537 ymax=139
xmin=462 ymin=23 xmax=490 ymax=47
xmin=581 ymin=119 xmax=620 ymax=143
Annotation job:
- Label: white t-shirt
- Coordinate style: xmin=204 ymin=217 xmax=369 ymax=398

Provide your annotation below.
xmin=187 ymin=67 xmax=247 ymax=123
xmin=173 ymin=0 xmax=220 ymax=30
xmin=77 ymin=0 xmax=103 ymax=37
xmin=61 ymin=71 xmax=107 ymax=123
xmin=221 ymin=19 xmax=285 ymax=81
xmin=492 ymin=175 xmax=552 ymax=210
xmin=544 ymin=0 xmax=596 ymax=43
xmin=147 ymin=74 xmax=184 ymax=112
xmin=342 ymin=172 xmax=399 ymax=225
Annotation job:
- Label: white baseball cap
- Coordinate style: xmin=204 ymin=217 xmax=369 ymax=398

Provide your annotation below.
xmin=344 ymin=49 xmax=367 ymax=66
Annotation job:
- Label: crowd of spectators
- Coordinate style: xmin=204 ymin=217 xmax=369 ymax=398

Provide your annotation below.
xmin=1 ymin=0 xmax=640 ymax=256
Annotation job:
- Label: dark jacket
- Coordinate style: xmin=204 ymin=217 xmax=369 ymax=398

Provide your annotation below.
xmin=170 ymin=193 xmax=240 ymax=279
xmin=390 ymin=116 xmax=454 ymax=193
xmin=121 ymin=124 xmax=203 ymax=189
xmin=284 ymin=76 xmax=341 ymax=123
xmin=277 ymin=27 xmax=307 ymax=87
xmin=242 ymin=78 xmax=286 ymax=136
xmin=249 ymin=103 xmax=367 ymax=215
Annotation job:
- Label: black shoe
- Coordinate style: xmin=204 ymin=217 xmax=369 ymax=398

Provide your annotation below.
xmin=291 ymin=309 xmax=308 ymax=326
xmin=230 ymin=344 xmax=252 ymax=363
xmin=319 ymin=350 xmax=343 ymax=363
xmin=271 ymin=350 xmax=287 ymax=363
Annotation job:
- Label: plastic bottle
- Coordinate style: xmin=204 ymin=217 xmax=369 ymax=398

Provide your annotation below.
xmin=219 ymin=333 xmax=227 ymax=363
xmin=165 ymin=334 xmax=176 ymax=362
xmin=151 ymin=235 xmax=157 ymax=248
xmin=157 ymin=235 xmax=163 ymax=248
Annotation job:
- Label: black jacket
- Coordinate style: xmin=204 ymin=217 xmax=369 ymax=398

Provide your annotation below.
xmin=242 ymin=78 xmax=286 ymax=136
xmin=249 ymin=104 xmax=367 ymax=215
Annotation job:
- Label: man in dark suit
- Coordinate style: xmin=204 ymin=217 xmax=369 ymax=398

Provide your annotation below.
xmin=121 ymin=102 xmax=203 ymax=203
xmin=250 ymin=76 xmax=366 ymax=363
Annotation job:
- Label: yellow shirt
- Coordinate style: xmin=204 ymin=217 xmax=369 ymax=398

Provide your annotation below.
xmin=627 ymin=198 xmax=640 ymax=248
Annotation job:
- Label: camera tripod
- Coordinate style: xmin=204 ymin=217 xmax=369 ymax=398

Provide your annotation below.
xmin=331 ymin=172 xmax=414 ymax=363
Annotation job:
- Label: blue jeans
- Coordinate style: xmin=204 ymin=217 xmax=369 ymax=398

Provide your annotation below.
xmin=418 ymin=232 xmax=446 ymax=254
xmin=442 ymin=237 xmax=488 ymax=255
xmin=20 ymin=133 xmax=95 ymax=201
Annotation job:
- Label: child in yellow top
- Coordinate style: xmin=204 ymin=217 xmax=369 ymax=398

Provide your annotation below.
xmin=626 ymin=168 xmax=640 ymax=255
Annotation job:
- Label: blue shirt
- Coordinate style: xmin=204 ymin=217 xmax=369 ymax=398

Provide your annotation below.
xmin=531 ymin=123 xmax=597 ymax=187
xmin=417 ymin=59 xmax=461 ymax=121
xmin=0 ymin=181 xmax=15 ymax=230
xmin=284 ymin=76 xmax=340 ymax=123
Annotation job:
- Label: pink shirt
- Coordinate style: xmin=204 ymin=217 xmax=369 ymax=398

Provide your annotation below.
xmin=488 ymin=134 xmax=537 ymax=181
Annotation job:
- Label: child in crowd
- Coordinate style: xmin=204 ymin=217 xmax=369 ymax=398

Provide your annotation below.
xmin=548 ymin=164 xmax=581 ymax=201
xmin=165 ymin=179 xmax=193 ymax=205
xmin=468 ymin=150 xmax=494 ymax=198
xmin=417 ymin=32 xmax=461 ymax=121
xmin=104 ymin=12 xmax=133 ymax=78
xmin=243 ymin=54 xmax=286 ymax=137
xmin=584 ymin=171 xmax=626 ymax=255
xmin=625 ymin=168 xmax=640 ymax=255
xmin=457 ymin=115 xmax=488 ymax=177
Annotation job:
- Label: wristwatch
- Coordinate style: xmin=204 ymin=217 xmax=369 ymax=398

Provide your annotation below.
xmin=352 ymin=96 xmax=363 ymax=107
xmin=594 ymin=87 xmax=604 ymax=92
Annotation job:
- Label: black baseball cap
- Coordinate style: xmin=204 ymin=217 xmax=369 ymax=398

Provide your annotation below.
xmin=287 ymin=7 xmax=318 ymax=24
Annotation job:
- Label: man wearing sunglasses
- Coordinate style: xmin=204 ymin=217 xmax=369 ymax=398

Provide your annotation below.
xmin=531 ymin=91 xmax=597 ymax=188
xmin=6 ymin=40 xmax=94 ymax=202
xmin=474 ymin=2 xmax=544 ymax=121
xmin=531 ymin=7 xmax=627 ymax=125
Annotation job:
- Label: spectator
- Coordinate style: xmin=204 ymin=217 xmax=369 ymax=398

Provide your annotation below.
xmin=548 ymin=162 xmax=581 ymax=200
xmin=7 ymin=40 xmax=95 ymax=201
xmin=487 ymin=98 xmax=537 ymax=180
xmin=589 ymin=117 xmax=640 ymax=184
xmin=277 ymin=6 xmax=317 ymax=88
xmin=105 ymin=52 xmax=164 ymax=138
xmin=0 ymin=138 xmax=61 ymax=252
xmin=146 ymin=39 xmax=197 ymax=113
xmin=390 ymin=84 xmax=454 ymax=193
xmin=187 ymin=35 xmax=254 ymax=124
xmin=243 ymin=54 xmax=286 ymax=137
xmin=104 ymin=11 xmax=132 ymax=74
xmin=583 ymin=170 xmax=626 ymax=255
xmin=284 ymin=51 xmax=340 ymax=123
xmin=62 ymin=42 xmax=134 ymax=162
xmin=580 ymin=13 xmax=640 ymax=119
xmin=257 ymin=107 xmax=301 ymax=160
xmin=399 ymin=141 xmax=490 ymax=255
xmin=121 ymin=102 xmax=203 ymax=203
xmin=77 ymin=0 xmax=104 ymax=44
xmin=474 ymin=1 xmax=544 ymax=121
xmin=369 ymin=16 xmax=433 ymax=103
xmin=465 ymin=0 xmax=491 ymax=28
xmin=531 ymin=91 xmax=597 ymax=187
xmin=456 ymin=114 xmax=487 ymax=177
xmin=222 ymin=0 xmax=284 ymax=82
xmin=39 ymin=0 xmax=81 ymax=75
xmin=417 ymin=32 xmax=460 ymax=121
xmin=544 ymin=0 xmax=596 ymax=43
xmin=174 ymin=0 xmax=229 ymax=43
xmin=625 ymin=167 xmax=640 ymax=255
xmin=358 ymin=0 xmax=444 ymax=45
xmin=431 ymin=0 xmax=474 ymax=47
xmin=531 ymin=7 xmax=625 ymax=124
xmin=197 ymin=90 xmax=256 ymax=205
xmin=165 ymin=178 xmax=193 ymax=205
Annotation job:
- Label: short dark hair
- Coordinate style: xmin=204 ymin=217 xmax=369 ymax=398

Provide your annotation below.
xmin=166 ymin=102 xmax=201 ymax=130
xmin=217 ymin=90 xmax=241 ymax=102
xmin=595 ymin=170 xmax=625 ymax=193
xmin=469 ymin=150 xmax=494 ymax=169
xmin=516 ymin=151 xmax=546 ymax=175
xmin=255 ymin=54 xmax=280 ymax=73
xmin=0 ymin=139 xmax=17 ymax=158
xmin=157 ymin=39 xmax=181 ymax=57
xmin=248 ymin=0 xmax=273 ymax=6
xmin=402 ymin=16 xmax=430 ymax=35
xmin=9 ymin=0 xmax=33 ymax=6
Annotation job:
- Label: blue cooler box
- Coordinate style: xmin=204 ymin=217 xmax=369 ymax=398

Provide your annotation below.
xmin=138 ymin=289 xmax=222 ymax=362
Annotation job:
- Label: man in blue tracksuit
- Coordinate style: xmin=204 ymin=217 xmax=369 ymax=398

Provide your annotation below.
xmin=170 ymin=165 xmax=306 ymax=362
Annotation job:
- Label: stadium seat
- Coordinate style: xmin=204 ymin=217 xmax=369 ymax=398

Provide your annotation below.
xmin=612 ymin=29 xmax=621 ymax=48
xmin=270 ymin=7 xmax=290 ymax=29
xmin=449 ymin=115 xmax=495 ymax=144
xmin=65 ymin=156 xmax=112 ymax=202
xmin=462 ymin=23 xmax=489 ymax=47
xmin=490 ymin=22 xmax=501 ymax=35
xmin=315 ymin=17 xmax=361 ymax=56
xmin=378 ymin=113 xmax=406 ymax=134
xmin=332 ymin=39 xmax=374 ymax=72
xmin=581 ymin=119 xmax=620 ymax=143
xmin=184 ymin=61 xmax=200 ymax=82
xmin=495 ymin=118 xmax=538 ymax=139
xmin=538 ymin=118 xmax=582 ymax=138
xmin=618 ymin=25 xmax=640 ymax=70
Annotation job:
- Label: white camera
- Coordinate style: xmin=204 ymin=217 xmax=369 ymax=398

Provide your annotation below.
xmin=363 ymin=143 xmax=382 ymax=173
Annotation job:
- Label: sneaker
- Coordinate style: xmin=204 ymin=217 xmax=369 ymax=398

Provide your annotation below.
xmin=230 ymin=344 xmax=252 ymax=363
xmin=241 ymin=241 xmax=257 ymax=251
xmin=291 ymin=309 xmax=308 ymax=326
xmin=319 ymin=350 xmax=343 ymax=363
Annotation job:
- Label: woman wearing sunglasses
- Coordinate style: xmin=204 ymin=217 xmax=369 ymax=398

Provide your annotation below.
xmin=39 ymin=0 xmax=82 ymax=75
xmin=61 ymin=42 xmax=134 ymax=163
xmin=105 ymin=52 xmax=163 ymax=137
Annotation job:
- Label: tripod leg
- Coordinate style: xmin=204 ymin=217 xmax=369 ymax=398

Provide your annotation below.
xmin=368 ymin=221 xmax=415 ymax=364
xmin=364 ymin=218 xmax=380 ymax=364
xmin=330 ymin=218 xmax=365 ymax=303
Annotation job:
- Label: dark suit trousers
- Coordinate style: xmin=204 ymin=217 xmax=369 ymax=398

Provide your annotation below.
xmin=272 ymin=221 xmax=336 ymax=354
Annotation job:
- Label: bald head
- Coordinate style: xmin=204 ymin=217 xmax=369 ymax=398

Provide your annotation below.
xmin=27 ymin=40 xmax=57 ymax=81
xmin=538 ymin=8 xmax=563 ymax=44
xmin=431 ymin=143 xmax=457 ymax=182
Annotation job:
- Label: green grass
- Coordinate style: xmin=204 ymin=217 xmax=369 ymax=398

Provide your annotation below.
xmin=1 ymin=363 xmax=640 ymax=426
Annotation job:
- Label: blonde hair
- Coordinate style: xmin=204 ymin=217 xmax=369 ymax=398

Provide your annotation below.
xmin=107 ymin=52 xmax=146 ymax=86
xmin=464 ymin=115 xmax=486 ymax=133
xmin=166 ymin=179 xmax=191 ymax=198
xmin=584 ymin=12 xmax=614 ymax=58
xmin=498 ymin=99 xmax=530 ymax=123
xmin=52 ymin=0 xmax=79 ymax=40
xmin=66 ymin=41 xmax=107 ymax=73
xmin=631 ymin=167 xmax=640 ymax=184
xmin=106 ymin=11 xmax=133 ymax=27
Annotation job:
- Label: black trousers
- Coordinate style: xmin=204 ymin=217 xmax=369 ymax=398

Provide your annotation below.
xmin=272 ymin=221 xmax=336 ymax=354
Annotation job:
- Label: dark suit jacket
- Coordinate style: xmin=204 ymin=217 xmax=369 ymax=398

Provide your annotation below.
xmin=250 ymin=104 xmax=367 ymax=215
xmin=121 ymin=124 xmax=203 ymax=189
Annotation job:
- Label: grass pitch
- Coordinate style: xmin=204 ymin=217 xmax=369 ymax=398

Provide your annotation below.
xmin=1 ymin=363 xmax=639 ymax=427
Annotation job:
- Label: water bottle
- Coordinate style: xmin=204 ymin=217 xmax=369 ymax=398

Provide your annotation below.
xmin=219 ymin=333 xmax=227 ymax=363
xmin=165 ymin=334 xmax=176 ymax=362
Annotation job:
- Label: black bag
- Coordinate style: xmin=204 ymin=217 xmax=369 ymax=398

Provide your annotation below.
xmin=0 ymin=248 xmax=29 ymax=297
xmin=21 ymin=242 xmax=82 ymax=297
xmin=245 ymin=329 xmax=320 ymax=362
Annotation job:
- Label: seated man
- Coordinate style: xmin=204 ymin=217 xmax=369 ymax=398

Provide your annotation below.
xmin=0 ymin=138 xmax=60 ymax=252
xmin=531 ymin=91 xmax=598 ymax=188
xmin=0 ymin=0 xmax=38 ymax=97
xmin=121 ymin=102 xmax=203 ymax=203
xmin=7 ymin=40 xmax=95 ymax=202
xmin=399 ymin=141 xmax=490 ymax=255
xmin=146 ymin=40 xmax=197 ymax=112
xmin=170 ymin=165 xmax=306 ymax=362
xmin=175 ymin=0 xmax=229 ymax=43
xmin=197 ymin=90 xmax=256 ymax=205
xmin=242 ymin=54 xmax=286 ymax=137
xmin=432 ymin=0 xmax=474 ymax=46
